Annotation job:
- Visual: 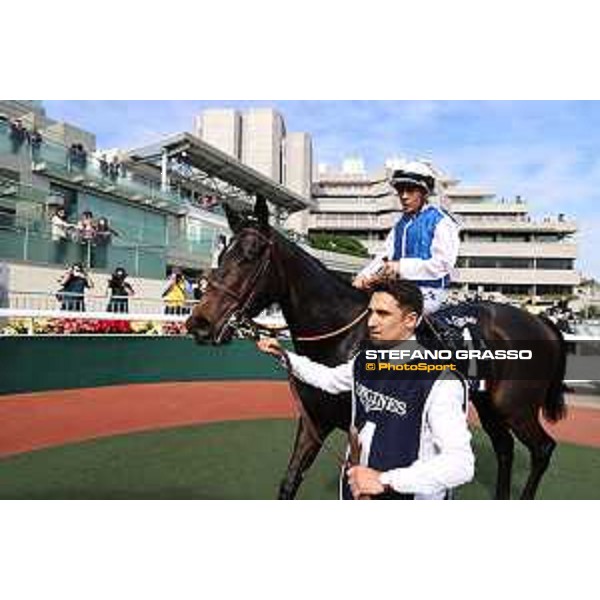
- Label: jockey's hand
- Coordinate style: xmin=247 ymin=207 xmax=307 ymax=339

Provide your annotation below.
xmin=379 ymin=260 xmax=401 ymax=279
xmin=256 ymin=336 xmax=284 ymax=357
xmin=347 ymin=466 xmax=386 ymax=498
xmin=352 ymin=275 xmax=375 ymax=290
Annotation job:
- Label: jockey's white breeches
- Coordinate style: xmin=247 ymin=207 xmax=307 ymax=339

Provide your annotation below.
xmin=420 ymin=287 xmax=447 ymax=315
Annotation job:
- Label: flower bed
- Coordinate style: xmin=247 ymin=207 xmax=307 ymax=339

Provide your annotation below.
xmin=1 ymin=318 xmax=188 ymax=336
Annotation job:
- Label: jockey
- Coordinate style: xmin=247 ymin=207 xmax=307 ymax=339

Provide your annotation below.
xmin=353 ymin=161 xmax=460 ymax=314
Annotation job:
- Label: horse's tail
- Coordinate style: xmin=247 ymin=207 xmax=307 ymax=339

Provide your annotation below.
xmin=538 ymin=315 xmax=568 ymax=423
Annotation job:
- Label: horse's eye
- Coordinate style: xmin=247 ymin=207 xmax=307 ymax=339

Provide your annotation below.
xmin=241 ymin=240 xmax=261 ymax=261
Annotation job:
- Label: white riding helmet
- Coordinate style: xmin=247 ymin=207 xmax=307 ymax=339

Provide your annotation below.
xmin=390 ymin=161 xmax=435 ymax=195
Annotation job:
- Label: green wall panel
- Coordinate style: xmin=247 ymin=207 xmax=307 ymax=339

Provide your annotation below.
xmin=0 ymin=337 xmax=287 ymax=395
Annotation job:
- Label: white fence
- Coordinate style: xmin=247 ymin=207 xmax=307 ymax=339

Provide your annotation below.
xmin=6 ymin=290 xmax=197 ymax=316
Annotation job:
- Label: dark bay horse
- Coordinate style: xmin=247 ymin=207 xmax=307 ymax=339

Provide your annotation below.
xmin=187 ymin=197 xmax=567 ymax=500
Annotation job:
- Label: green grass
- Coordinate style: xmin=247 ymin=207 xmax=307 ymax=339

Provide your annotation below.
xmin=0 ymin=420 xmax=598 ymax=499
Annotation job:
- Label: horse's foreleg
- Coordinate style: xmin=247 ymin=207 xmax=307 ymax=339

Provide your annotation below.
xmin=472 ymin=391 xmax=515 ymax=499
xmin=278 ymin=417 xmax=327 ymax=500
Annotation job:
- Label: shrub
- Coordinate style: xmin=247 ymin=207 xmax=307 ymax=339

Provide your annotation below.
xmin=307 ymin=233 xmax=369 ymax=258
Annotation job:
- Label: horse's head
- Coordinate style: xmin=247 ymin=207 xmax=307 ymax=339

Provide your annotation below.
xmin=186 ymin=196 xmax=282 ymax=345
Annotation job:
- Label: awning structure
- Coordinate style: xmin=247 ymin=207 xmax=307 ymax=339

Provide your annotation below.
xmin=128 ymin=132 xmax=315 ymax=213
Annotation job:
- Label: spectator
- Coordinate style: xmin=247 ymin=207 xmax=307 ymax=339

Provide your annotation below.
xmin=57 ymin=263 xmax=93 ymax=312
xmin=192 ymin=273 xmax=209 ymax=301
xmin=99 ymin=154 xmax=109 ymax=178
xmin=78 ymin=144 xmax=88 ymax=170
xmin=50 ymin=206 xmax=73 ymax=264
xmin=108 ymin=156 xmax=121 ymax=182
xmin=68 ymin=144 xmax=77 ymax=169
xmin=9 ymin=119 xmax=27 ymax=154
xmin=211 ymin=234 xmax=228 ymax=272
xmin=76 ymin=211 xmax=96 ymax=240
xmin=162 ymin=269 xmax=191 ymax=315
xmin=106 ymin=267 xmax=134 ymax=313
xmin=94 ymin=217 xmax=117 ymax=269
xmin=68 ymin=143 xmax=88 ymax=171
xmin=29 ymin=129 xmax=43 ymax=163
xmin=76 ymin=211 xmax=96 ymax=265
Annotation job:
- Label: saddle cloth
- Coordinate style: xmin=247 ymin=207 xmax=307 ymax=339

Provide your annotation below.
xmin=416 ymin=302 xmax=488 ymax=390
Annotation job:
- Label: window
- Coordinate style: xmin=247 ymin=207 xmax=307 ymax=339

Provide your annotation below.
xmin=468 ymin=257 xmax=533 ymax=269
xmin=456 ymin=257 xmax=469 ymax=268
xmin=536 ymin=258 xmax=574 ymax=270
xmin=536 ymin=285 xmax=573 ymax=296
xmin=499 ymin=284 xmax=533 ymax=295
xmin=534 ymin=234 xmax=561 ymax=243
xmin=497 ymin=233 xmax=531 ymax=242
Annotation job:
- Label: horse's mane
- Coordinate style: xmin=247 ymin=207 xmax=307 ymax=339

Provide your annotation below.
xmin=270 ymin=226 xmax=367 ymax=305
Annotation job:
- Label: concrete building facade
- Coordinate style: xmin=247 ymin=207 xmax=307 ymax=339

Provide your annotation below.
xmin=195 ymin=108 xmax=242 ymax=160
xmin=284 ymin=132 xmax=313 ymax=198
xmin=241 ymin=108 xmax=285 ymax=182
xmin=282 ymin=132 xmax=313 ymax=231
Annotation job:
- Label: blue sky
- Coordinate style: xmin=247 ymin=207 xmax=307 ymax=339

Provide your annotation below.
xmin=44 ymin=100 xmax=600 ymax=278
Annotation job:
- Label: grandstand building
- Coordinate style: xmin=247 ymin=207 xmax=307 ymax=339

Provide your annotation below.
xmin=0 ymin=101 xmax=349 ymax=311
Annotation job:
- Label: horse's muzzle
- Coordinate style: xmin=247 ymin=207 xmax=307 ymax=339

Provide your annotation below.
xmin=185 ymin=315 xmax=212 ymax=344
xmin=186 ymin=314 xmax=234 ymax=345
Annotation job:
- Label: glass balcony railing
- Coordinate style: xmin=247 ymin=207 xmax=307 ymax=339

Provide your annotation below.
xmin=0 ymin=216 xmax=166 ymax=278
xmin=0 ymin=120 xmax=188 ymax=214
xmin=0 ymin=121 xmax=229 ymax=274
xmin=0 ymin=178 xmax=224 ymax=274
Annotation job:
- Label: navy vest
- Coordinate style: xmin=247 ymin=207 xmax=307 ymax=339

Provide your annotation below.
xmin=392 ymin=205 xmax=452 ymax=289
xmin=341 ymin=351 xmax=442 ymax=500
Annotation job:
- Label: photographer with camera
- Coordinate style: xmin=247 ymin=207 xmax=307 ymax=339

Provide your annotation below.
xmin=162 ymin=269 xmax=192 ymax=315
xmin=106 ymin=267 xmax=134 ymax=314
xmin=57 ymin=263 xmax=94 ymax=312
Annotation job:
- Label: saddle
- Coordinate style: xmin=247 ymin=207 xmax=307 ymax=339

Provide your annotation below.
xmin=416 ymin=302 xmax=488 ymax=392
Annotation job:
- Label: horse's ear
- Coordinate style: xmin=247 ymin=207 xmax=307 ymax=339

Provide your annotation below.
xmin=254 ymin=194 xmax=270 ymax=228
xmin=224 ymin=203 xmax=244 ymax=233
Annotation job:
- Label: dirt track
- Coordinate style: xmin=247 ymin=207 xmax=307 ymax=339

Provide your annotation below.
xmin=0 ymin=382 xmax=598 ymax=458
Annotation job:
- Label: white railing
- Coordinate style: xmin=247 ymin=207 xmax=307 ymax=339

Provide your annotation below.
xmin=0 ymin=297 xmax=291 ymax=337
xmin=0 ymin=307 xmax=190 ymax=322
xmin=5 ymin=290 xmax=198 ymax=316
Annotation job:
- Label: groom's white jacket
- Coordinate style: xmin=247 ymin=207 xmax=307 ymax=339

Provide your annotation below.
xmin=285 ymin=342 xmax=475 ymax=500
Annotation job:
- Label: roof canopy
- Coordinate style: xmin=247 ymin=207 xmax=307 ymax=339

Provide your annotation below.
xmin=128 ymin=132 xmax=315 ymax=213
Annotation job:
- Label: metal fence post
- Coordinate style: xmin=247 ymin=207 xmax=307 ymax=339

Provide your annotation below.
xmin=23 ymin=223 xmax=29 ymax=261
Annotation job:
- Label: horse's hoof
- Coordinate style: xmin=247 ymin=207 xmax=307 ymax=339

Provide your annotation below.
xmin=277 ymin=483 xmax=296 ymax=500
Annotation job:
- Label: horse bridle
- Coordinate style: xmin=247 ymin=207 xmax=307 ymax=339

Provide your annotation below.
xmin=205 ymin=227 xmax=275 ymax=344
xmin=208 ymin=226 xmax=369 ymax=343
